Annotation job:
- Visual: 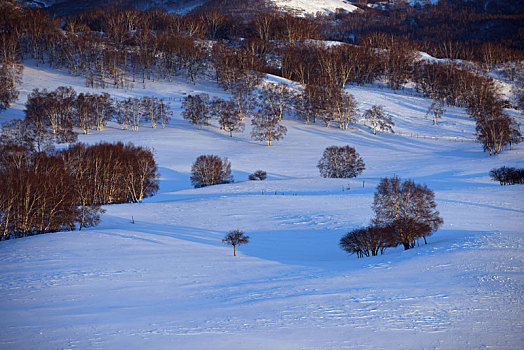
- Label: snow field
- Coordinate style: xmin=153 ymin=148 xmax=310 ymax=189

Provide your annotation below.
xmin=0 ymin=60 xmax=523 ymax=349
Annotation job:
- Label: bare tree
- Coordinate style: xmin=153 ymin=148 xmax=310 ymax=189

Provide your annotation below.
xmin=182 ymin=94 xmax=211 ymax=129
xmin=372 ymin=176 xmax=443 ymax=250
xmin=363 ymin=104 xmax=395 ymax=134
xmin=317 ymin=145 xmax=365 ymax=178
xmin=425 ymin=99 xmax=445 ymax=126
xmin=92 ymin=92 xmax=114 ymax=131
xmin=475 ymin=108 xmax=518 ymax=155
xmin=210 ymin=98 xmax=244 ymax=137
xmin=222 ymin=229 xmax=249 ymax=256
xmin=0 ymin=64 xmax=19 ymax=112
xmin=258 ymin=82 xmax=292 ymax=121
xmin=76 ymin=93 xmax=96 ymax=134
xmin=250 ymin=108 xmax=287 ymax=146
xmin=190 ymin=155 xmax=233 ymax=188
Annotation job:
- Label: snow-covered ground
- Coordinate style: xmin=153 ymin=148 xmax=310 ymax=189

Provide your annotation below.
xmin=271 ymin=0 xmax=358 ymax=15
xmin=0 ymin=61 xmax=523 ymax=349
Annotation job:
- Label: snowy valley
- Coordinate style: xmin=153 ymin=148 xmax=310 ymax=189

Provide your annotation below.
xmin=1 ymin=0 xmax=523 ymax=349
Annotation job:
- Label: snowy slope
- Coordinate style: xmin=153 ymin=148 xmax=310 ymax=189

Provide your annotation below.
xmin=0 ymin=62 xmax=523 ymax=349
xmin=271 ymin=0 xmax=358 ymax=15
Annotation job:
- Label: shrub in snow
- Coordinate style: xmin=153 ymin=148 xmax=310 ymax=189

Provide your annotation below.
xmin=317 ymin=145 xmax=365 ymax=178
xmin=248 ymin=170 xmax=267 ymax=181
xmin=190 ymin=155 xmax=233 ymax=188
xmin=222 ymin=230 xmax=250 ymax=256
xmin=489 ymin=166 xmax=524 ymax=185
xmin=340 ymin=225 xmax=396 ymax=258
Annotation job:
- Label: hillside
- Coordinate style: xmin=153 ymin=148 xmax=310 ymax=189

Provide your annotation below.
xmin=271 ymin=0 xmax=358 ymax=15
xmin=0 ymin=58 xmax=523 ymax=348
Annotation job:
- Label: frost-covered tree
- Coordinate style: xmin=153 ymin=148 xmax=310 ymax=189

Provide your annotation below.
xmin=317 ymin=145 xmax=365 ymax=178
xmin=190 ymin=155 xmax=233 ymax=188
xmin=363 ymin=104 xmax=394 ymax=134
xmin=425 ymin=99 xmax=445 ymax=126
xmin=222 ymin=229 xmax=249 ymax=256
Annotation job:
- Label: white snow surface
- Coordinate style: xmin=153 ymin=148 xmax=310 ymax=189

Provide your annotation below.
xmin=0 ymin=61 xmax=523 ymax=349
xmin=271 ymin=0 xmax=358 ymax=15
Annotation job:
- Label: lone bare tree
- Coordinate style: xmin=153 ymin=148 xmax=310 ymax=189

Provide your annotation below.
xmin=182 ymin=94 xmax=211 ymax=129
xmin=425 ymin=99 xmax=445 ymax=126
xmin=210 ymin=98 xmax=244 ymax=137
xmin=251 ymin=108 xmax=287 ymax=146
xmin=363 ymin=105 xmax=394 ymax=134
xmin=317 ymin=145 xmax=365 ymax=178
xmin=372 ymin=176 xmax=443 ymax=250
xmin=222 ymin=229 xmax=249 ymax=256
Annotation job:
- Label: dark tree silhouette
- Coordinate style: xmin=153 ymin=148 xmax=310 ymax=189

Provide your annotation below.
xmin=222 ymin=229 xmax=249 ymax=256
xmin=489 ymin=166 xmax=524 ymax=185
xmin=340 ymin=225 xmax=396 ymax=258
xmin=190 ymin=155 xmax=233 ymax=188
xmin=248 ymin=170 xmax=267 ymax=181
xmin=317 ymin=145 xmax=365 ymax=178
xmin=372 ymin=176 xmax=443 ymax=250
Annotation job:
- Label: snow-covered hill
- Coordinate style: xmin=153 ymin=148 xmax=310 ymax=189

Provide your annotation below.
xmin=271 ymin=0 xmax=358 ymax=15
xmin=0 ymin=61 xmax=523 ymax=349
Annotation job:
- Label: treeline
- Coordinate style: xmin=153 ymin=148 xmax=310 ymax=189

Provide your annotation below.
xmin=329 ymin=0 xmax=524 ymax=69
xmin=0 ymin=142 xmax=159 ymax=240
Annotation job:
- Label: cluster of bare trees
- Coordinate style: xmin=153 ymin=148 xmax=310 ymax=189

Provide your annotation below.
xmin=282 ymin=41 xmax=414 ymax=91
xmin=0 ymin=145 xmax=78 ymax=239
xmin=0 ymin=142 xmax=159 ymax=240
xmin=61 ymin=142 xmax=159 ymax=205
xmin=0 ymin=1 xmax=23 ymax=112
xmin=340 ymin=176 xmax=443 ymax=258
xmin=2 ymin=86 xmax=172 ymax=152
xmin=489 ymin=166 xmax=524 ymax=186
xmin=181 ymin=88 xmax=288 ymax=145
xmin=115 ymin=96 xmax=172 ymax=131
xmin=413 ymin=62 xmax=522 ymax=154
